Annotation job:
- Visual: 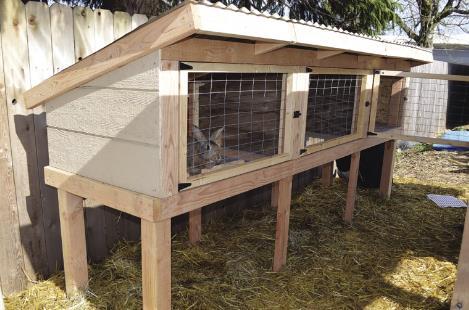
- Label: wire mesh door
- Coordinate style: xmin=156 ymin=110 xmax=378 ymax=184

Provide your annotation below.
xmin=304 ymin=72 xmax=366 ymax=152
xmin=180 ymin=65 xmax=292 ymax=183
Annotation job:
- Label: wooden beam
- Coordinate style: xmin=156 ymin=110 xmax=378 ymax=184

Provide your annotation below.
xmin=321 ymin=162 xmax=334 ymax=186
xmin=23 ymin=4 xmax=195 ymax=109
xmin=254 ymin=42 xmax=288 ymax=55
xmin=316 ymin=50 xmax=344 ymax=60
xmin=344 ymin=152 xmax=361 ymax=224
xmin=368 ymin=73 xmax=381 ymax=132
xmin=58 ymin=189 xmax=88 ymax=295
xmin=451 ymin=208 xmax=469 ymax=309
xmin=379 ymin=140 xmax=396 ymax=199
xmin=273 ymin=176 xmax=293 ymax=272
xmin=161 ymin=38 xmax=413 ymax=71
xmin=380 ymin=70 xmax=469 ymax=82
xmin=271 ymin=182 xmax=279 ymax=209
xmin=188 ymin=209 xmax=202 ymax=244
xmin=162 ymin=137 xmax=388 ymax=220
xmin=44 ymin=166 xmax=159 ymax=222
xmin=141 ymin=219 xmax=171 ymax=310
xmin=388 ymin=78 xmax=405 ymax=127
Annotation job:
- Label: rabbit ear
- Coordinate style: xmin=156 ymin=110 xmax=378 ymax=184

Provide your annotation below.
xmin=210 ymin=127 xmax=224 ymax=147
xmin=192 ymin=126 xmax=207 ymax=142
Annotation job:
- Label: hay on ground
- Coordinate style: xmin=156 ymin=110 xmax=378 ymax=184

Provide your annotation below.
xmin=4 ymin=150 xmax=467 ymax=309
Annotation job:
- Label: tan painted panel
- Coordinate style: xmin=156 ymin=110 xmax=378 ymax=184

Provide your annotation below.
xmin=46 ymin=87 xmax=159 ymax=145
xmin=48 ymin=128 xmax=162 ymax=197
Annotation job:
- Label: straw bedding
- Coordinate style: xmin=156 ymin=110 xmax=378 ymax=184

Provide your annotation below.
xmin=4 ymin=148 xmax=468 ymax=309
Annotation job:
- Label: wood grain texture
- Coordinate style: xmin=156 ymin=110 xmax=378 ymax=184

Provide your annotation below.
xmin=273 ymin=176 xmax=293 ymax=272
xmin=47 ymin=127 xmax=162 ymax=197
xmin=321 ymin=162 xmax=333 ymax=186
xmin=451 ymin=209 xmax=469 ymax=309
xmin=141 ymin=219 xmax=171 ymax=310
xmin=58 ymin=190 xmax=88 ymax=295
xmin=44 ymin=166 xmax=158 ymax=222
xmin=0 ymin=23 xmax=25 ymax=294
xmin=379 ymin=140 xmax=396 ymax=199
xmin=343 ymin=152 xmax=361 ymax=224
xmin=113 ymin=11 xmax=132 ymax=39
xmin=188 ymin=209 xmax=202 ymax=244
xmin=162 ymin=38 xmax=413 ymax=71
xmin=50 ymin=4 xmax=75 ymax=73
xmin=0 ymin=0 xmax=47 ymax=280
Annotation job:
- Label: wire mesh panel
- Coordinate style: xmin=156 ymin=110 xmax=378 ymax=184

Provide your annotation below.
xmin=375 ymin=76 xmax=449 ymax=137
xmin=305 ymin=74 xmax=361 ymax=147
xmin=186 ymin=72 xmax=286 ymax=176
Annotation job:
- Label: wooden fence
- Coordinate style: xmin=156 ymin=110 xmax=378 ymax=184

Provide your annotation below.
xmin=0 ymin=0 xmax=151 ymax=294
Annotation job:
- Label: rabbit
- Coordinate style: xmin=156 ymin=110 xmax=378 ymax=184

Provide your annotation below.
xmin=188 ymin=126 xmax=225 ymax=174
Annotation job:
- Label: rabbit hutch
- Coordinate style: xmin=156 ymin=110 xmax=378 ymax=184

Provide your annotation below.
xmin=22 ymin=1 xmax=469 ymax=309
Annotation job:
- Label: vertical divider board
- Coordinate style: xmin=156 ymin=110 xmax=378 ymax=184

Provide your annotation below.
xmin=0 ymin=0 xmax=47 ymax=281
xmin=178 ymin=70 xmax=189 ymax=184
xmin=0 ymin=14 xmax=26 ymax=294
xmin=288 ymin=72 xmax=309 ymax=159
xmin=26 ymin=1 xmax=61 ymax=274
xmin=368 ymin=73 xmax=381 ymax=132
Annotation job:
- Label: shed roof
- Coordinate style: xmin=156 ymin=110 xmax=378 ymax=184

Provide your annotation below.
xmin=23 ymin=0 xmax=433 ymax=109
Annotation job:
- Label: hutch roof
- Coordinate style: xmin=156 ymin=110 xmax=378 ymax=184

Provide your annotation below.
xmin=23 ymin=0 xmax=433 ymax=109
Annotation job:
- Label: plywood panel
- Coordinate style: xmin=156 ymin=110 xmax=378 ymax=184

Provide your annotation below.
xmin=50 ymin=4 xmax=75 ymax=73
xmin=48 ymin=128 xmax=161 ymax=197
xmin=0 ymin=0 xmax=47 ymax=281
xmin=0 ymin=16 xmax=25 ymax=294
xmin=46 ymin=88 xmax=159 ymax=145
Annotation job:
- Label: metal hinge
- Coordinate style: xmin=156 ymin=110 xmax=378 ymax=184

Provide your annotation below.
xmin=293 ymin=111 xmax=302 ymax=118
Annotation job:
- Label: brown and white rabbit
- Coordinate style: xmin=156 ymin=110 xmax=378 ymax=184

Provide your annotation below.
xmin=188 ymin=126 xmax=225 ymax=174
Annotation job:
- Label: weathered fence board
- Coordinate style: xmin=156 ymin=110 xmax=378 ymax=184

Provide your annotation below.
xmin=50 ymin=4 xmax=75 ymax=73
xmin=113 ymin=11 xmax=132 ymax=40
xmin=0 ymin=17 xmax=26 ymax=294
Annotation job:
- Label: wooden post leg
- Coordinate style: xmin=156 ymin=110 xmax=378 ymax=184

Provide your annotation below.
xmin=188 ymin=209 xmax=202 ymax=244
xmin=58 ymin=189 xmax=88 ymax=295
xmin=141 ymin=218 xmax=171 ymax=310
xmin=273 ymin=176 xmax=293 ymax=272
xmin=321 ymin=162 xmax=334 ymax=186
xmin=271 ymin=181 xmax=279 ymax=209
xmin=343 ymin=152 xmax=361 ymax=224
xmin=379 ymin=140 xmax=396 ymax=199
xmin=451 ymin=209 xmax=469 ymax=309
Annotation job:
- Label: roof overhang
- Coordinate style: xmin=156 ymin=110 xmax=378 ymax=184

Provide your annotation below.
xmin=23 ymin=0 xmax=433 ymax=109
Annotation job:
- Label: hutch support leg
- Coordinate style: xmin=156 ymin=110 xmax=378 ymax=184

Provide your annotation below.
xmin=451 ymin=208 xmax=469 ymax=309
xmin=344 ymin=152 xmax=361 ymax=224
xmin=271 ymin=181 xmax=279 ymax=209
xmin=141 ymin=218 xmax=171 ymax=310
xmin=273 ymin=176 xmax=293 ymax=272
xmin=379 ymin=140 xmax=396 ymax=199
xmin=188 ymin=209 xmax=202 ymax=244
xmin=321 ymin=162 xmax=334 ymax=186
xmin=57 ymin=189 xmax=88 ymax=295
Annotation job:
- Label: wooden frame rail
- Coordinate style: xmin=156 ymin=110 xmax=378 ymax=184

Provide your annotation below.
xmin=376 ymin=130 xmax=469 ymax=148
xmin=379 ymin=70 xmax=469 ymax=82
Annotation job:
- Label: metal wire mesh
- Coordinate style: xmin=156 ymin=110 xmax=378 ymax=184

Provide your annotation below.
xmin=376 ymin=76 xmax=469 ymax=140
xmin=305 ymin=74 xmax=361 ymax=146
xmin=187 ymin=72 xmax=286 ymax=176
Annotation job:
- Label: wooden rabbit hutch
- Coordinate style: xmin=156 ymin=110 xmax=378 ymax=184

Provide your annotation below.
xmin=21 ymin=1 xmax=469 ymax=309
